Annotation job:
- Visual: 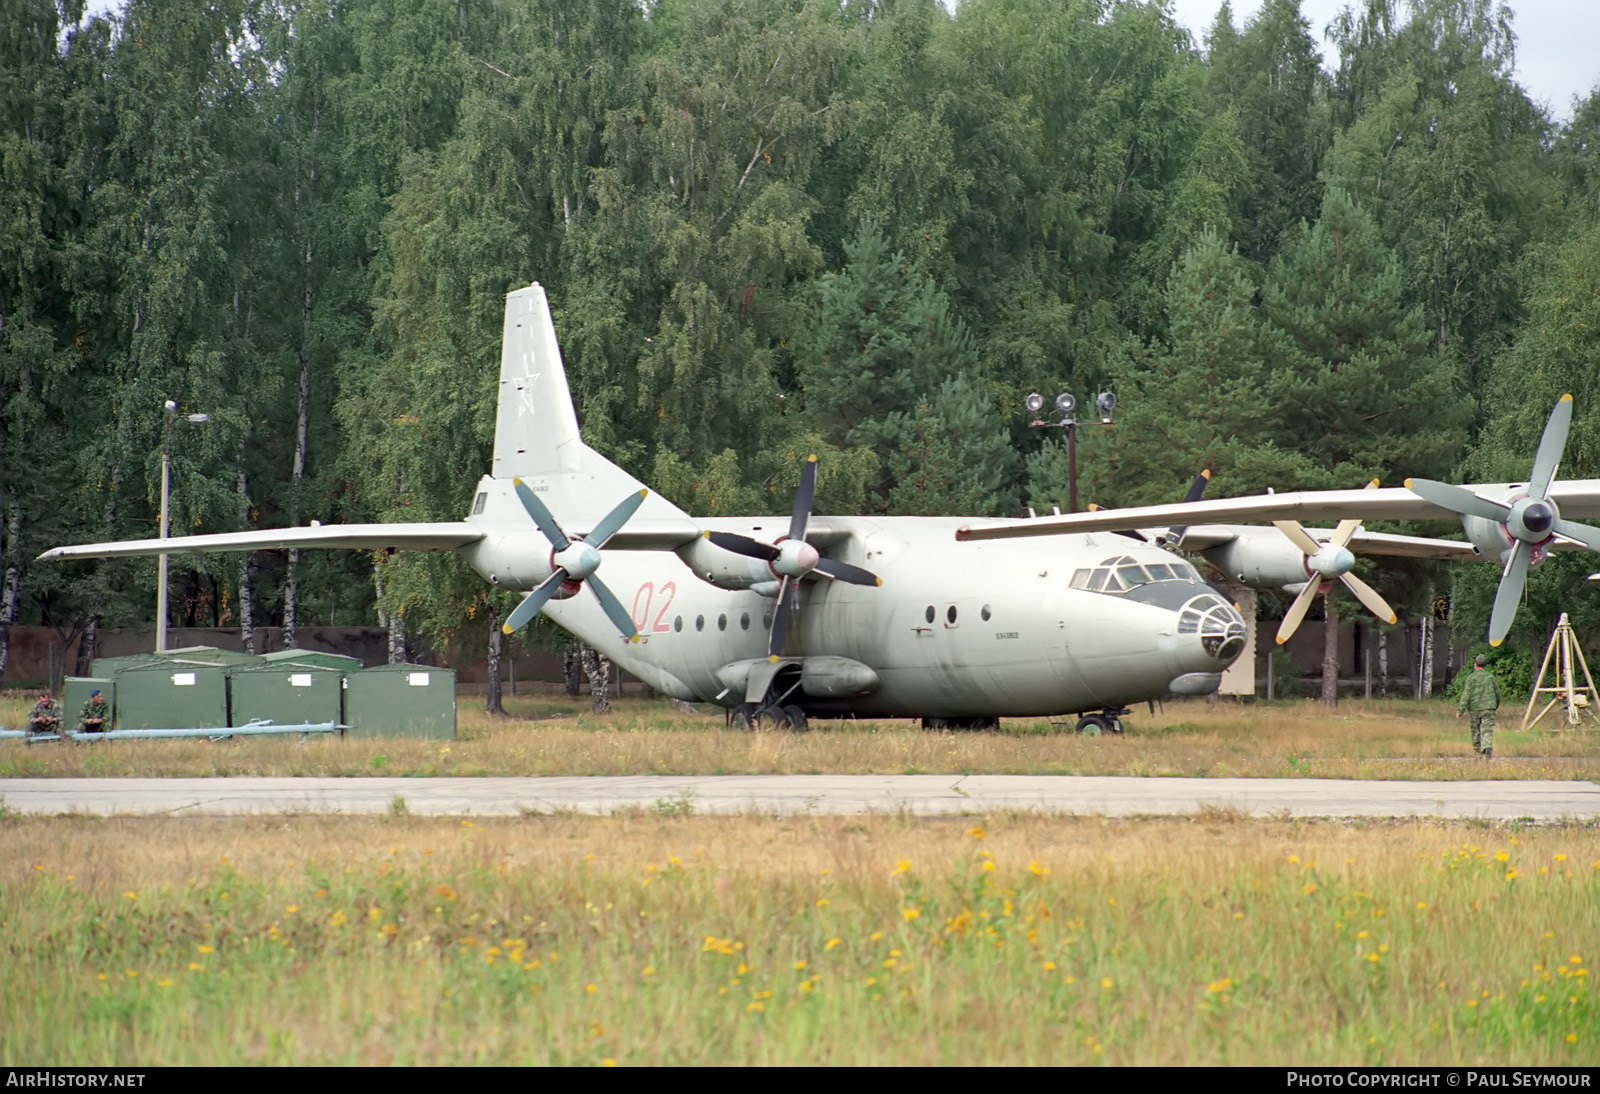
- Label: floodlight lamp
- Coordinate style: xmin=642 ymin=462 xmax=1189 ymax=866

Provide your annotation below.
xmin=163 ymin=400 xmax=178 ymax=414
xmin=1096 ymin=391 xmax=1117 ymax=414
xmin=186 ymin=413 xmax=210 ymax=424
xmin=1024 ymin=392 xmax=1045 ymax=415
xmin=1054 ymin=392 xmax=1076 ymax=416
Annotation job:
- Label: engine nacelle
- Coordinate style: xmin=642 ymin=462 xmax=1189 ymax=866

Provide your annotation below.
xmin=676 ymin=535 xmax=772 ymax=591
xmin=1200 ymin=536 xmax=1314 ymax=592
xmin=460 ymin=533 xmax=557 ymax=591
xmin=1461 ymin=514 xmax=1511 ymax=562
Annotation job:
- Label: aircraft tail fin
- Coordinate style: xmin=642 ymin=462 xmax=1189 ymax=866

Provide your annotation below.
xmin=492 ymin=284 xmax=687 ymax=527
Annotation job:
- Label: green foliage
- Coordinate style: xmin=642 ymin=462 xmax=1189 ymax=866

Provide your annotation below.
xmin=1443 ymin=648 xmax=1532 ymax=704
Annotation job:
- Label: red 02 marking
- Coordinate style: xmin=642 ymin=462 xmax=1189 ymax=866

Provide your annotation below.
xmin=631 ymin=582 xmax=654 ymax=631
xmin=651 ymin=582 xmax=677 ymax=632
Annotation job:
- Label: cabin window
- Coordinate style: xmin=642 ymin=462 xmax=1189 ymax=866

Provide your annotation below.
xmin=946 ymin=605 xmax=958 ymax=624
xmin=718 ymin=614 xmax=728 ymax=631
xmin=981 ymin=605 xmax=992 ymax=621
xmin=763 ymin=608 xmax=773 ymax=628
xmin=925 ymin=605 xmax=936 ymax=624
xmin=673 ymin=615 xmax=683 ymax=632
xmin=1069 ymin=569 xmax=1091 ymax=590
xmin=695 ymin=615 xmax=705 ymax=632
xmin=1085 ymin=570 xmax=1108 ymax=592
xmin=1146 ymin=563 xmax=1175 ymax=581
xmin=740 ymin=612 xmax=750 ymax=630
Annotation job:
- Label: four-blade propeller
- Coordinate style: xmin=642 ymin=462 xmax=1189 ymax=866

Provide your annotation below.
xmin=1273 ymin=480 xmax=1398 ymax=644
xmin=1407 ymin=395 xmax=1600 ymax=646
xmin=701 ymin=454 xmax=881 ymax=657
xmin=501 ymin=480 xmax=646 ymax=640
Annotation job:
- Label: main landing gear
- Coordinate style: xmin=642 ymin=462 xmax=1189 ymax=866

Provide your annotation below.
xmin=1074 ymin=709 xmax=1129 ymax=736
xmin=730 ymin=701 xmax=809 ymax=732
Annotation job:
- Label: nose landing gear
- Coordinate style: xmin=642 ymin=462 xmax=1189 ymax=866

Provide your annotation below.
xmin=1073 ymin=709 xmax=1128 ymax=736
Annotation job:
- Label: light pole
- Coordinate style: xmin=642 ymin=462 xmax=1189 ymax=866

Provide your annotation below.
xmin=1025 ymin=390 xmax=1116 ymax=514
xmin=156 ymin=401 xmax=210 ymax=652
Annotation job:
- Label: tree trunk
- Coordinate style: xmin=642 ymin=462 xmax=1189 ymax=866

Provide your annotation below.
xmin=75 ymin=618 xmax=98 ymax=675
xmin=0 ymin=497 xmax=24 ymax=687
xmin=580 ymin=645 xmax=611 ymax=714
xmin=486 ymin=605 xmax=504 ymax=716
xmin=1419 ymin=611 xmax=1436 ymax=698
xmin=1377 ymin=628 xmax=1389 ymax=699
xmin=236 ymin=450 xmax=257 ymax=654
xmin=1320 ymin=596 xmax=1339 ymax=707
xmin=563 ymin=644 xmax=582 ymax=696
xmin=374 ymin=560 xmax=405 ymax=664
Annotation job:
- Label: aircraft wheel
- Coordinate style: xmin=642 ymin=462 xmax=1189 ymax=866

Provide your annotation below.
xmin=730 ymin=703 xmax=759 ymax=732
xmin=1074 ymin=715 xmax=1107 ymax=737
xmin=781 ymin=704 xmax=810 ymax=732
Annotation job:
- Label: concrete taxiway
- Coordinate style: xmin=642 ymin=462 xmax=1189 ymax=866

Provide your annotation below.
xmin=2 ymin=775 xmax=1597 ymax=821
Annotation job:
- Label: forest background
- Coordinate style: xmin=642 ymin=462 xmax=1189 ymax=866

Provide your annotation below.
xmin=4 ymin=0 xmax=1600 ymax=692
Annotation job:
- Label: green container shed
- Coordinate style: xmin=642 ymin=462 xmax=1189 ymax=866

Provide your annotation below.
xmin=158 ymin=645 xmax=258 ymax=665
xmin=89 ymin=654 xmax=162 ymax=679
xmin=62 ymin=676 xmax=115 ymax=731
xmin=344 ymin=663 xmax=456 ymax=739
xmin=228 ymin=663 xmax=344 ymax=729
xmin=112 ymin=660 xmax=231 ymax=729
xmin=261 ymin=648 xmax=364 ymax=673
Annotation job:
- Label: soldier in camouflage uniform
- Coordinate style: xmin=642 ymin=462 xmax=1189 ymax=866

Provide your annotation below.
xmin=78 ymin=689 xmax=110 ymax=734
xmin=26 ymin=691 xmax=62 ymax=740
xmin=1456 ymin=654 xmax=1502 ymax=759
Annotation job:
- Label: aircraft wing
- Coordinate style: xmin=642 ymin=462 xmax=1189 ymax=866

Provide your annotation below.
xmin=1168 ymin=525 xmax=1483 ymax=560
xmin=38 ymin=522 xmax=485 ymax=561
xmin=956 ymin=481 xmax=1600 ymax=542
xmin=589 ymin=518 xmax=703 ymax=551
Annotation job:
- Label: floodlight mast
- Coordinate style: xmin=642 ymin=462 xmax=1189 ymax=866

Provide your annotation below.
xmin=155 ymin=402 xmax=210 ymax=652
xmin=1025 ymin=390 xmax=1116 ymax=514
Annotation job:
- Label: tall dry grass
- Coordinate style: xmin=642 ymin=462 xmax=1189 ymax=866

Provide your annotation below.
xmin=2 ymin=693 xmax=1594 ymax=780
xmin=2 ymin=813 xmax=1595 ymax=1065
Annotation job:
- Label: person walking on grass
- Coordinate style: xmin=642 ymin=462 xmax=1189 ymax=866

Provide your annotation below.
xmin=1456 ymin=654 xmax=1501 ymax=759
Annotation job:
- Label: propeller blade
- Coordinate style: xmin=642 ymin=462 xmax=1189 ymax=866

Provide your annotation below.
xmin=1488 ymin=541 xmax=1531 ymax=647
xmin=1273 ymin=520 xmax=1323 ymax=557
xmin=789 ymin=455 xmax=818 ymax=542
xmin=705 ymin=530 xmax=781 ymax=562
xmin=767 ymin=577 xmax=795 ymax=658
xmin=1339 ymin=571 xmax=1397 ymax=624
xmin=1552 ymin=518 xmax=1600 ymax=552
xmin=1528 ymin=394 xmax=1573 ymax=501
xmin=814 ymin=557 xmax=882 ymax=587
xmin=586 ymin=488 xmax=648 ymax=549
xmin=1166 ymin=469 xmax=1212 ymax=544
xmin=502 ymin=571 xmax=566 ymax=634
xmin=512 ymin=478 xmax=570 ymax=551
xmin=1182 ymin=469 xmax=1212 ymax=505
xmin=1404 ymin=478 xmax=1512 ymax=522
xmin=1326 ymin=481 xmax=1378 ymax=549
xmin=1275 ymin=580 xmax=1321 ymax=645
xmin=586 ymin=575 xmax=640 ymax=641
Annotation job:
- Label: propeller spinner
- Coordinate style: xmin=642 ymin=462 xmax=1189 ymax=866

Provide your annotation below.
xmin=1273 ymin=480 xmax=1398 ymax=644
xmin=500 ymin=480 xmax=647 ymax=640
xmin=702 ymin=454 xmax=881 ymax=657
xmin=1407 ymin=395 xmax=1600 ymax=646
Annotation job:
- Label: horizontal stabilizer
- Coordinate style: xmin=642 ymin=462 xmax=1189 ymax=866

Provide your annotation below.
xmin=38 ymin=523 xmax=484 ymax=562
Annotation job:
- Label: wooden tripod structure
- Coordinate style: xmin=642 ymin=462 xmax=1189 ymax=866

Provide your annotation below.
xmin=1521 ymin=613 xmax=1600 ymax=732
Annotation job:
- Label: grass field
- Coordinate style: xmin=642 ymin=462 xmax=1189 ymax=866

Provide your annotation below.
xmin=2 ymin=812 xmax=1595 ymax=1065
xmin=2 ymin=692 xmax=1595 ymax=780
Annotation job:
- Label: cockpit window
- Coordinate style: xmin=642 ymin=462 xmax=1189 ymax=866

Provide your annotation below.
xmin=1072 ymin=555 xmax=1203 ymax=596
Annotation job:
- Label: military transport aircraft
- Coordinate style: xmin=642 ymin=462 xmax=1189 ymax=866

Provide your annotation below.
xmin=957 ymin=395 xmax=1600 ymax=647
xmin=42 ymin=283 xmax=1255 ymax=733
